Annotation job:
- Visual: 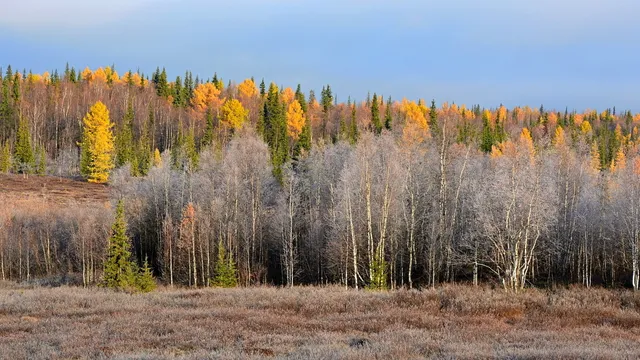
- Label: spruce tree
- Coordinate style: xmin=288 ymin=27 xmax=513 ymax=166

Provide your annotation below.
xmin=349 ymin=104 xmax=359 ymax=145
xmin=211 ymin=240 xmax=237 ymax=288
xmin=135 ymin=256 xmax=156 ymax=293
xmin=384 ymin=96 xmax=393 ymax=130
xmin=294 ymin=84 xmax=308 ymax=113
xmin=36 ymin=144 xmax=46 ymax=175
xmin=103 ymin=200 xmax=136 ymax=290
xmin=480 ymin=110 xmax=494 ymax=153
xmin=262 ymin=83 xmax=288 ymax=181
xmin=14 ymin=116 xmax=34 ymax=174
xmin=0 ymin=141 xmax=11 ymax=173
xmin=0 ymin=74 xmax=15 ymax=140
xmin=202 ymin=109 xmax=215 ymax=148
xmin=429 ymin=100 xmax=439 ymax=136
xmin=173 ymin=76 xmax=183 ymax=107
xmin=371 ymin=93 xmax=382 ymax=134
xmin=115 ymin=100 xmax=134 ymax=167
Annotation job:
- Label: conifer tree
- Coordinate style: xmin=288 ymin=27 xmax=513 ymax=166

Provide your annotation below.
xmin=211 ymin=240 xmax=237 ymax=288
xmin=173 ymin=76 xmax=183 ymax=107
xmin=349 ymin=104 xmax=359 ymax=145
xmin=262 ymin=83 xmax=288 ymax=181
xmin=0 ymin=141 xmax=11 ymax=173
xmin=480 ymin=110 xmax=494 ymax=153
xmin=371 ymin=93 xmax=382 ymax=134
xmin=0 ymin=74 xmax=15 ymax=140
xmin=79 ymin=101 xmax=115 ymax=183
xmin=294 ymin=84 xmax=308 ymax=114
xmin=429 ymin=99 xmax=439 ymax=136
xmin=36 ymin=144 xmax=46 ymax=175
xmin=103 ymin=200 xmax=136 ymax=290
xmin=201 ymin=109 xmax=215 ymax=147
xmin=384 ymin=96 xmax=393 ymax=130
xmin=115 ymin=100 xmax=134 ymax=167
xmin=14 ymin=116 xmax=34 ymax=174
xmin=135 ymin=256 xmax=156 ymax=293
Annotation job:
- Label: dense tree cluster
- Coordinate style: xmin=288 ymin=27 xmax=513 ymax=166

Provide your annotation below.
xmin=1 ymin=64 xmax=640 ymax=291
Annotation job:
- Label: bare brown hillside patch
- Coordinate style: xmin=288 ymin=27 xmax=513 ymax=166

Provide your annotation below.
xmin=0 ymin=174 xmax=109 ymax=205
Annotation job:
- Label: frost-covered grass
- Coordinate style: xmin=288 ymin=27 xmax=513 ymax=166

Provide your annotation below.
xmin=1 ymin=283 xmax=639 ymax=359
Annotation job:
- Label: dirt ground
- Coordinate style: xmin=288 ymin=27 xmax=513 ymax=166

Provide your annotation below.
xmin=0 ymin=284 xmax=639 ymax=359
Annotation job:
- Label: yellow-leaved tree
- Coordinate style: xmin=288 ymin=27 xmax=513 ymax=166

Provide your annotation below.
xmin=191 ymin=82 xmax=222 ymax=112
xmin=286 ymin=100 xmax=305 ymax=140
xmin=220 ymin=98 xmax=248 ymax=130
xmin=80 ymin=101 xmax=115 ymax=183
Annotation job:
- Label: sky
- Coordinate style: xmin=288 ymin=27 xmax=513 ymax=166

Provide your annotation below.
xmin=1 ymin=0 xmax=638 ymax=111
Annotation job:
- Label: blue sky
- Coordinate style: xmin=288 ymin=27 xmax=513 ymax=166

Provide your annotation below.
xmin=1 ymin=0 xmax=638 ymax=111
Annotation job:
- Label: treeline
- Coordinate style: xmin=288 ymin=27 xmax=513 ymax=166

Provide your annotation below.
xmin=0 ymin=64 xmax=640 ymax=291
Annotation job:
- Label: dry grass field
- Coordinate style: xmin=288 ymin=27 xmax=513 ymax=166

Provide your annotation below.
xmin=1 ymin=284 xmax=640 ymax=359
xmin=0 ymin=174 xmax=109 ymax=205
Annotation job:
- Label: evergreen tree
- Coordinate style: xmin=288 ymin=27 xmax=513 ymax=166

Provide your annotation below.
xmin=384 ymin=96 xmax=393 ymax=130
xmin=79 ymin=101 xmax=115 ymax=183
xmin=367 ymin=251 xmax=388 ymax=291
xmin=262 ymin=83 xmax=288 ymax=181
xmin=115 ymin=100 xmax=134 ymax=167
xmin=429 ymin=100 xmax=439 ymax=136
xmin=294 ymin=84 xmax=308 ymax=113
xmin=103 ymin=200 xmax=136 ymax=290
xmin=14 ymin=116 xmax=34 ymax=174
xmin=69 ymin=67 xmax=77 ymax=83
xmin=36 ymin=144 xmax=46 ymax=175
xmin=259 ymin=78 xmax=266 ymax=97
xmin=0 ymin=75 xmax=14 ymax=140
xmin=201 ymin=109 xmax=215 ymax=147
xmin=349 ymin=104 xmax=359 ymax=145
xmin=211 ymin=240 xmax=237 ymax=288
xmin=371 ymin=93 xmax=382 ymax=134
xmin=480 ymin=110 xmax=494 ymax=153
xmin=0 ymin=141 xmax=11 ymax=173
xmin=320 ymin=85 xmax=333 ymax=138
xmin=135 ymin=256 xmax=156 ymax=293
xmin=173 ymin=76 xmax=183 ymax=107
xmin=155 ymin=68 xmax=169 ymax=98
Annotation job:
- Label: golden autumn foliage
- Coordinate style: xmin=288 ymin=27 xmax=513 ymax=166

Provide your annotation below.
xmin=581 ymin=120 xmax=593 ymax=135
xmin=286 ymin=100 xmax=306 ymax=140
xmin=93 ymin=67 xmax=107 ymax=83
xmin=553 ymin=126 xmax=566 ymax=148
xmin=237 ymin=78 xmax=259 ymax=99
xmin=281 ymin=87 xmax=295 ymax=105
xmin=81 ymin=67 xmax=93 ymax=82
xmin=519 ymin=128 xmax=535 ymax=162
xmin=400 ymin=99 xmax=429 ymax=145
xmin=220 ymin=98 xmax=248 ymax=130
xmin=401 ymin=99 xmax=428 ymax=129
xmin=483 ymin=109 xmax=494 ymax=126
xmin=191 ymin=83 xmax=222 ymax=112
xmin=610 ymin=148 xmax=626 ymax=173
xmin=80 ymin=101 xmax=115 ymax=183
xmin=497 ymin=105 xmax=507 ymax=122
xmin=153 ymin=148 xmax=162 ymax=168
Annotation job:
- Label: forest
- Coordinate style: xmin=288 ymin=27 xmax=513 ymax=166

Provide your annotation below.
xmin=1 ymin=64 xmax=640 ymax=292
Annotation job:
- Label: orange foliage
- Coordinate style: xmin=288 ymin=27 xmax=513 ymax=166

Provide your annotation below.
xmin=237 ymin=79 xmax=259 ymax=99
xmin=191 ymin=83 xmax=223 ymax=112
xmin=281 ymin=87 xmax=295 ymax=105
